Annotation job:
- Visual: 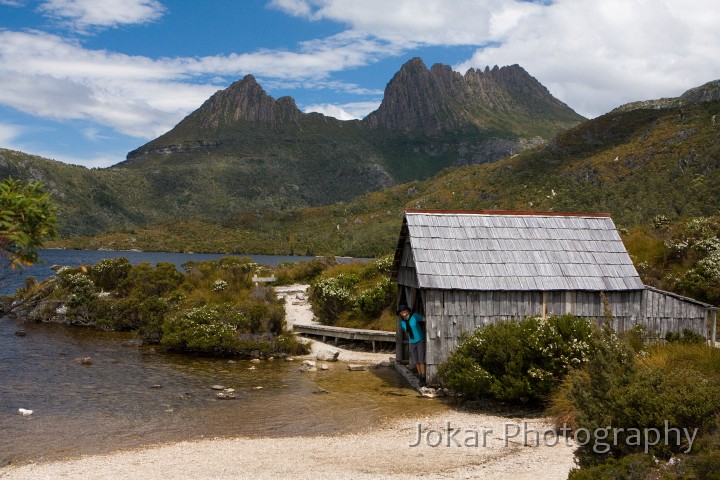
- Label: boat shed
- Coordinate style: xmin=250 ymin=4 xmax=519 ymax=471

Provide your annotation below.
xmin=391 ymin=209 xmax=717 ymax=386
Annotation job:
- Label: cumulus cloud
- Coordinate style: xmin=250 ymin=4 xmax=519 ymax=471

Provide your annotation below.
xmin=37 ymin=0 xmax=166 ymax=31
xmin=3 ymin=0 xmax=720 ymax=167
xmin=268 ymin=0 xmax=529 ymax=46
xmin=0 ymin=28 xmax=395 ymax=140
xmin=0 ymin=31 xmax=217 ymax=139
xmin=454 ymin=0 xmax=720 ymax=117
xmin=269 ymin=0 xmax=720 ymax=117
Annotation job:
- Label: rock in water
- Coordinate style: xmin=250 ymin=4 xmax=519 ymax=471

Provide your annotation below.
xmin=316 ymin=350 xmax=340 ymax=362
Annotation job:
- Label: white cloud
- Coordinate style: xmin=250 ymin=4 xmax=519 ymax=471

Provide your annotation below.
xmin=303 ymin=100 xmax=380 ymax=120
xmin=454 ymin=0 xmax=720 ymax=117
xmin=37 ymin=0 xmax=166 ymax=31
xmin=270 ymin=0 xmax=720 ymax=118
xmin=3 ymin=0 xmax=720 ymax=169
xmin=0 ymin=123 xmax=22 ymax=145
xmin=0 ymin=29 xmax=397 ymax=140
xmin=269 ymin=0 xmax=537 ymax=46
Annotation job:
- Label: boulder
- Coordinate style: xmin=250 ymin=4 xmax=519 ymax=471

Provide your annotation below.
xmin=316 ymin=350 xmax=340 ymax=362
xmin=299 ymin=360 xmax=317 ymax=372
xmin=347 ymin=364 xmax=366 ymax=371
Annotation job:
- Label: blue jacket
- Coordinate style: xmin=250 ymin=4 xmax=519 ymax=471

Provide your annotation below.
xmin=400 ymin=313 xmax=424 ymax=344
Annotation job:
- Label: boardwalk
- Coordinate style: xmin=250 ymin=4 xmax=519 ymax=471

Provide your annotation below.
xmin=292 ymin=324 xmax=395 ymax=352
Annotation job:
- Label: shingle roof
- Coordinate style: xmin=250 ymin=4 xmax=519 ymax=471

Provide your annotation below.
xmin=393 ymin=210 xmax=644 ymax=291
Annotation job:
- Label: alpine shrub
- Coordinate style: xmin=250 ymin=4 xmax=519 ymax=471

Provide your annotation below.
xmin=439 ymin=315 xmax=596 ymax=403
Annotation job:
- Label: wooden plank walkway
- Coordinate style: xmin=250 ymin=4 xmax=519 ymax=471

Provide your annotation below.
xmin=293 ymin=324 xmax=396 ymax=352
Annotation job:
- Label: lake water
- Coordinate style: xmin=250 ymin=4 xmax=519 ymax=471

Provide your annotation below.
xmin=0 ymin=249 xmax=322 ymax=296
xmin=1 ymin=250 xmax=447 ymax=467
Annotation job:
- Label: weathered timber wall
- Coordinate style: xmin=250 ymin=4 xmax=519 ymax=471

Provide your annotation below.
xmin=418 ymin=287 xmax=712 ymax=385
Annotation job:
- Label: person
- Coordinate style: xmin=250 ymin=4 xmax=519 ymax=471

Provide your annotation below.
xmin=397 ymin=304 xmax=426 ymax=385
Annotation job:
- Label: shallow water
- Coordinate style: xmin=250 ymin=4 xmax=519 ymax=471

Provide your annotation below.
xmin=0 ymin=318 xmax=449 ymax=466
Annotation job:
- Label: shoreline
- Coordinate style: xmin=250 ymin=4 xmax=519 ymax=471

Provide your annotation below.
xmin=1 ymin=286 xmax=577 ymax=478
xmin=1 ymin=410 xmax=577 ymax=479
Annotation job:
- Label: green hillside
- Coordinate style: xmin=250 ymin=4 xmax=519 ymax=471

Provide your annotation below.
xmin=55 ymin=92 xmax=720 ymax=259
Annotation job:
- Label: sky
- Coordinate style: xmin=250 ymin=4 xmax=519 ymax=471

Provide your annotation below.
xmin=1 ymin=0 xmax=719 ymax=169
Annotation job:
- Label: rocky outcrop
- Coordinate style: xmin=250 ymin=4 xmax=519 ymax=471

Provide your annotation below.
xmin=363 ymin=57 xmax=583 ymax=134
xmin=190 ymin=75 xmax=303 ymax=129
xmin=613 ymin=80 xmax=720 ymax=114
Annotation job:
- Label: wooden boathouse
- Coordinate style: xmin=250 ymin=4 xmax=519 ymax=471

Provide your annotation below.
xmin=391 ymin=209 xmax=718 ymax=385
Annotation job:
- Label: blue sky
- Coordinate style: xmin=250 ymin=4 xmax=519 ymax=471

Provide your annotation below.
xmin=1 ymin=0 xmax=719 ymax=168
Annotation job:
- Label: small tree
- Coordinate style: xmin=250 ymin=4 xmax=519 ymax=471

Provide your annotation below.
xmin=0 ymin=178 xmax=57 ymax=277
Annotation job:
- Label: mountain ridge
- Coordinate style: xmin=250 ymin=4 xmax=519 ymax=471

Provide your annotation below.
xmin=38 ymin=72 xmax=720 ymax=256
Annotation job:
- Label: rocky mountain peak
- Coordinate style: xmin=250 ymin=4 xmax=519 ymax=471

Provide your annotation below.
xmin=181 ymin=74 xmax=302 ymax=129
xmin=363 ymin=58 xmax=581 ymax=134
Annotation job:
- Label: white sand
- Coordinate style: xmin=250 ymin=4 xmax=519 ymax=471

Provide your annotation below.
xmin=1 ymin=285 xmax=577 ymax=479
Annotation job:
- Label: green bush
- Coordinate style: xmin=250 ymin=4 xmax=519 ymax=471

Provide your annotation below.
xmin=665 ymin=328 xmax=707 ymax=344
xmin=310 ymin=273 xmax=359 ymax=324
xmin=119 ymin=262 xmax=185 ymax=298
xmin=89 ymin=257 xmax=131 ymax=291
xmin=561 ymin=342 xmax=720 ymax=472
xmin=438 ymin=315 xmax=598 ymax=403
xmin=356 ymin=277 xmax=394 ymax=318
xmin=307 ymin=257 xmax=396 ymax=329
xmin=273 ymin=257 xmax=335 ymax=284
xmin=161 ymin=305 xmax=247 ymax=353
xmin=567 ymin=453 xmax=658 ymax=480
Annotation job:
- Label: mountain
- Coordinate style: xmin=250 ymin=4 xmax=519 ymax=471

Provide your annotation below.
xmin=52 ymin=75 xmax=720 ymax=257
xmin=364 ymin=58 xmax=580 ymax=136
xmin=4 ymin=58 xmax=585 ymax=239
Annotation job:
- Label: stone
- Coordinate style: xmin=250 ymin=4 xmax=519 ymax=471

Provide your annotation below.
xmin=347 ymin=364 xmax=366 ymax=371
xmin=250 ymin=358 xmax=261 ymax=364
xmin=299 ymin=360 xmax=317 ymax=372
xmin=216 ymin=392 xmax=236 ymax=399
xmin=419 ymin=386 xmax=440 ymax=398
xmin=210 ymin=385 xmax=226 ymax=390
xmin=316 ymin=350 xmax=340 ymax=362
xmin=320 ymin=364 xmax=330 ymax=371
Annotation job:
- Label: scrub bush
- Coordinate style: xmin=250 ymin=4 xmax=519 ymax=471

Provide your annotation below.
xmin=308 ymin=256 xmax=395 ymax=329
xmin=438 ymin=315 xmax=603 ymax=403
xmin=556 ymin=342 xmax=720 ymax=477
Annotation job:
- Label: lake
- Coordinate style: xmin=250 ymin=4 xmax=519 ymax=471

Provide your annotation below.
xmin=1 ymin=249 xmax=446 ymax=467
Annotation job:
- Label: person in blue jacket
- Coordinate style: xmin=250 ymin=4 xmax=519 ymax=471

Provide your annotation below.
xmin=397 ymin=304 xmax=426 ymax=385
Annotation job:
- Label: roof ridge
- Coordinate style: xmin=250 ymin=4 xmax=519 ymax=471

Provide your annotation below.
xmin=404 ymin=209 xmax=611 ymax=218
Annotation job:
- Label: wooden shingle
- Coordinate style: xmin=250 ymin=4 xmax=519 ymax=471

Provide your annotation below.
xmin=394 ymin=210 xmax=644 ymax=291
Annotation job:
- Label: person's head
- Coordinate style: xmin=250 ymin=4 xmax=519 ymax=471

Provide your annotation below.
xmin=397 ymin=304 xmax=410 ymax=318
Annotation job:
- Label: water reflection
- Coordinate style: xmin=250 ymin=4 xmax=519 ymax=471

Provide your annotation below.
xmin=0 ymin=318 xmax=449 ymax=466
